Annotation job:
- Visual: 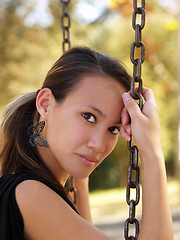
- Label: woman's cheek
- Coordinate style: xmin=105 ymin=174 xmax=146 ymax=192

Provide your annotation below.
xmin=104 ymin=136 xmax=118 ymax=158
xmin=99 ymin=142 xmax=117 ymax=166
xmin=70 ymin=122 xmax=90 ymax=146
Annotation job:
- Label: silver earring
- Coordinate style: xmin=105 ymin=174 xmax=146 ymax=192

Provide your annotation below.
xmin=28 ymin=120 xmax=49 ymax=147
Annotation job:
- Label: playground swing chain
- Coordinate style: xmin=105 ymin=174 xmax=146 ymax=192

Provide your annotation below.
xmin=124 ymin=0 xmax=145 ymax=239
xmin=61 ymin=0 xmax=71 ymax=54
xmin=60 ymin=0 xmax=77 ymax=205
xmin=60 ymin=0 xmax=146 ymax=238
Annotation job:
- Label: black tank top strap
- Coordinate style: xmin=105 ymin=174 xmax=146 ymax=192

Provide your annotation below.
xmin=15 ymin=173 xmax=78 ymax=213
xmin=0 ymin=173 xmax=78 ymax=240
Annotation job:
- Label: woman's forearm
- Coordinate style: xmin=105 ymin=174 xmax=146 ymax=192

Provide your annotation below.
xmin=121 ymin=89 xmax=173 ymax=239
xmin=73 ymin=177 xmax=92 ymax=223
xmin=138 ymin=149 xmax=173 ymax=240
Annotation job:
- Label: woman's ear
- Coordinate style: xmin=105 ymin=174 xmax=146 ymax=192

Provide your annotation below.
xmin=36 ymin=88 xmax=55 ymax=119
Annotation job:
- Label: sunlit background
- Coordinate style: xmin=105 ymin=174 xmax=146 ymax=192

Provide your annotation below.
xmin=0 ymin=0 xmax=180 ymax=239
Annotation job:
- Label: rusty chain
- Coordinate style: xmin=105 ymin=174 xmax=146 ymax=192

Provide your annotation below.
xmin=61 ymin=0 xmax=71 ymax=53
xmin=60 ymin=0 xmax=77 ymax=204
xmin=68 ymin=175 xmax=77 ymax=204
xmin=124 ymin=0 xmax=145 ymax=239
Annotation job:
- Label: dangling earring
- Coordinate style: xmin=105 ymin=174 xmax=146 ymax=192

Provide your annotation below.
xmin=68 ymin=176 xmax=77 ymax=204
xmin=28 ymin=120 xmax=49 ymax=147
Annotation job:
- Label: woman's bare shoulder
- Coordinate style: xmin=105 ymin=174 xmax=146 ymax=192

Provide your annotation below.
xmin=15 ymin=179 xmax=110 ymax=240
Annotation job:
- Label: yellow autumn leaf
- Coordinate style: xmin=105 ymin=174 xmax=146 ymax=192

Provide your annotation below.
xmin=164 ymin=19 xmax=179 ymax=31
xmin=108 ymin=0 xmax=126 ymax=9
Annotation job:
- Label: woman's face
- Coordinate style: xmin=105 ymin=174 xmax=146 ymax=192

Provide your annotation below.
xmin=43 ymin=74 xmax=126 ymax=180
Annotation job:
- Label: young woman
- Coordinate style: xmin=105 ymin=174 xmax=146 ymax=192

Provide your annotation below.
xmin=0 ymin=47 xmax=173 ymax=239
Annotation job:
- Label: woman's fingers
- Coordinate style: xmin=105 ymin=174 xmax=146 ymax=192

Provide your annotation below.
xmin=120 ymin=124 xmax=132 ymax=141
xmin=124 ymin=87 xmax=158 ymax=120
xmin=126 ymin=124 xmax=132 ymax=135
xmin=122 ymin=93 xmax=141 ymax=120
xmin=121 ymin=87 xmax=161 ymax=152
xmin=121 ymin=107 xmax=130 ymax=126
xmin=131 ymin=87 xmax=156 ymax=104
xmin=120 ymin=105 xmax=132 ymax=141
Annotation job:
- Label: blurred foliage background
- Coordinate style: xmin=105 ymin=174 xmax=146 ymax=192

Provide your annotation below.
xmin=0 ymin=0 xmax=180 ymax=190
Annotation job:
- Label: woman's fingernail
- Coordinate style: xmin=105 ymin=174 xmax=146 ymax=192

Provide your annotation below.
xmin=127 ymin=127 xmax=131 ymax=135
xmin=122 ymin=118 xmax=125 ymax=125
xmin=126 ymin=135 xmax=131 ymax=141
xmin=122 ymin=93 xmax=132 ymax=102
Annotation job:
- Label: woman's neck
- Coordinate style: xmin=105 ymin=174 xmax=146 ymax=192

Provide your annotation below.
xmin=37 ymin=146 xmax=69 ymax=186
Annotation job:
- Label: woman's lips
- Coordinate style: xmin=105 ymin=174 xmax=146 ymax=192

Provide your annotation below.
xmin=77 ymin=154 xmax=98 ymax=166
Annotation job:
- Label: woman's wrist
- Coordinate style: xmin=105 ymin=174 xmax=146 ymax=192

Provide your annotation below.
xmin=140 ymin=147 xmax=167 ymax=186
xmin=139 ymin=143 xmax=164 ymax=163
xmin=73 ymin=177 xmax=89 ymax=190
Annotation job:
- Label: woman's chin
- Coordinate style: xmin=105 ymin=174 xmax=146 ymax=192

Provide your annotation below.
xmin=68 ymin=169 xmax=92 ymax=179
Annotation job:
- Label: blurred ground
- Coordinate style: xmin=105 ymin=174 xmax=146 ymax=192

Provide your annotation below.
xmin=93 ymin=206 xmax=180 ymax=240
xmin=90 ymin=179 xmax=180 ymax=239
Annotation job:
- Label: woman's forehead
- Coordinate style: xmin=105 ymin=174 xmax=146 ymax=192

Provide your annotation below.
xmin=72 ymin=74 xmax=126 ymax=96
xmin=54 ymin=74 xmax=126 ymax=118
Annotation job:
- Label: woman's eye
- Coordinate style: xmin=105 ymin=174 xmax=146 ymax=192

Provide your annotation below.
xmin=109 ymin=126 xmax=120 ymax=135
xmin=82 ymin=112 xmax=96 ymax=123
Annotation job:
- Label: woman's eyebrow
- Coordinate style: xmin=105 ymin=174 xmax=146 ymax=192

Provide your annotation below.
xmin=116 ymin=121 xmax=122 ymax=125
xmin=86 ymin=105 xmax=105 ymax=118
xmin=86 ymin=105 xmax=122 ymax=124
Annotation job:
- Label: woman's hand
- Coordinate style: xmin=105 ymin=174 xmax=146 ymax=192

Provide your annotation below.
xmin=120 ymin=87 xmax=173 ymax=240
xmin=120 ymin=87 xmax=162 ymax=157
xmin=70 ymin=177 xmax=92 ymax=223
xmin=73 ymin=177 xmax=89 ymax=187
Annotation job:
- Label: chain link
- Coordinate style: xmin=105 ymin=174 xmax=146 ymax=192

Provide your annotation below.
xmin=61 ymin=0 xmax=71 ymax=53
xmin=60 ymin=0 xmax=77 ymax=204
xmin=68 ymin=176 xmax=77 ymax=204
xmin=124 ymin=1 xmax=145 ymax=239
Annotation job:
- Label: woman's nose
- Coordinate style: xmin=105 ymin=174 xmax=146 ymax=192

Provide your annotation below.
xmin=87 ymin=130 xmax=106 ymax=153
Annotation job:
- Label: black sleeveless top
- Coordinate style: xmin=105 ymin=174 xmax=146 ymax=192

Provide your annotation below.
xmin=0 ymin=173 xmax=78 ymax=240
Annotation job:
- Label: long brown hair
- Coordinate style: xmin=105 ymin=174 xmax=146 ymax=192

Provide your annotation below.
xmin=0 ymin=46 xmax=131 ymax=191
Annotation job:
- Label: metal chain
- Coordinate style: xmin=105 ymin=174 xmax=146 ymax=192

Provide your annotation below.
xmin=61 ymin=0 xmax=71 ymax=53
xmin=68 ymin=175 xmax=77 ymax=204
xmin=124 ymin=1 xmax=145 ymax=239
xmin=60 ymin=0 xmax=77 ymax=204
